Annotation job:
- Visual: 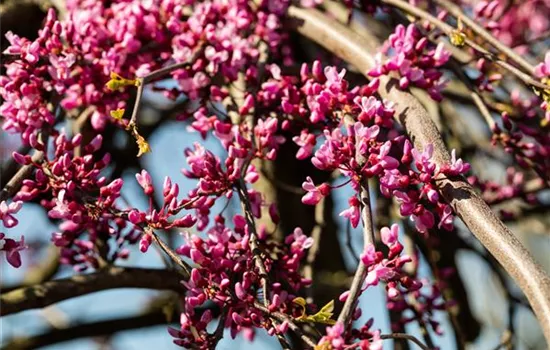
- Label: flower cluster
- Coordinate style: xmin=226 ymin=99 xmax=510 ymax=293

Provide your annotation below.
xmin=298 ymin=89 xmax=470 ymax=234
xmin=129 ymin=169 xmax=197 ymax=238
xmin=369 ymin=24 xmax=451 ymax=101
xmin=491 ymin=109 xmax=550 ymax=180
xmin=472 ymin=0 xmax=550 ymax=51
xmin=13 ymin=132 xmax=135 ymax=271
xmin=170 ymin=221 xmax=313 ymax=348
xmin=169 ymin=0 xmax=291 ymax=100
xmin=316 ymin=321 xmax=383 ymax=350
xmin=362 ymin=225 xmax=445 ymax=332
xmin=469 ymin=167 xmax=543 ymax=206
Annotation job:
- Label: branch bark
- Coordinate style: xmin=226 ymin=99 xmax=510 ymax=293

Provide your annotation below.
xmin=286 ymin=6 xmax=550 ymax=345
xmin=2 ymin=305 xmax=177 ymax=350
xmin=0 ymin=266 xmax=184 ymax=316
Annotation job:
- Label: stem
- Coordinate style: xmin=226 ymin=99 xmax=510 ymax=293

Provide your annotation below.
xmin=211 ymin=310 xmax=228 ymax=347
xmin=253 ymin=301 xmax=317 ymax=348
xmin=432 ymin=0 xmax=535 ymax=75
xmin=380 ymin=333 xmax=432 ymax=350
xmin=148 ymin=229 xmax=191 ymax=277
xmin=127 ymin=45 xmax=205 ymax=128
xmin=129 ymin=80 xmax=145 ymax=127
xmin=0 ymin=152 xmax=43 ymax=202
xmin=337 ymin=181 xmax=375 ymax=328
xmin=236 ymin=179 xmax=271 ymax=307
xmin=470 ymin=91 xmax=496 ymax=130
xmin=0 ymin=267 xmax=184 ymax=316
xmin=303 ymin=197 xmax=325 ymax=304
xmin=380 ymin=0 xmax=549 ymax=90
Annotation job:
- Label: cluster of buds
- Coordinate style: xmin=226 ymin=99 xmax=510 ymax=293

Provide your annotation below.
xmin=369 ymin=24 xmax=451 ymax=101
xmin=170 ymin=220 xmax=314 ymax=348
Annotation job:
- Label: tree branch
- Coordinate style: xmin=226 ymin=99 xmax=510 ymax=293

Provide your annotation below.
xmin=286 ymin=6 xmax=550 ymax=345
xmin=337 ymin=181 xmax=375 ymax=328
xmin=380 ymin=0 xmax=549 ymax=90
xmin=432 ymin=0 xmax=535 ymax=75
xmin=2 ymin=307 xmax=176 ymax=350
xmin=0 ymin=266 xmax=184 ymax=316
xmin=380 ymin=333 xmax=431 ymax=350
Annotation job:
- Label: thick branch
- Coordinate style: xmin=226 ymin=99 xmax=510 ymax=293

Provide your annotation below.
xmin=3 ymin=307 xmax=176 ymax=350
xmin=287 ymin=6 xmax=550 ymax=345
xmin=0 ymin=266 xmax=184 ymax=316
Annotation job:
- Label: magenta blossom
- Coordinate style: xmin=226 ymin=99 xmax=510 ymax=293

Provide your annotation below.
xmin=0 ymin=233 xmax=26 ymax=268
xmin=301 ymin=177 xmax=331 ymax=205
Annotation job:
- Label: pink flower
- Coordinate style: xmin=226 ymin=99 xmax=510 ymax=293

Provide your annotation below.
xmin=534 ymin=52 xmax=550 ymax=78
xmin=286 ymin=227 xmax=314 ymax=253
xmin=0 ymin=233 xmax=26 ymax=268
xmin=411 ymin=143 xmax=436 ymax=173
xmin=438 ymin=205 xmax=454 ymax=231
xmin=339 ymin=196 xmax=361 ymax=228
xmin=376 ymin=141 xmax=399 ymax=170
xmin=48 ymin=190 xmax=71 ymax=220
xmin=136 ymin=169 xmax=154 ymax=196
xmin=318 ymin=322 xmax=345 ymax=349
xmin=0 ymin=200 xmax=22 ymax=228
xmin=445 ymin=149 xmax=471 ymax=176
xmin=140 ymin=232 xmax=153 ymax=253
xmin=381 ymin=224 xmax=399 ymax=246
xmin=293 ymin=130 xmax=316 ymax=160
xmin=300 ymin=0 xmax=323 ymax=8
xmin=365 ymin=266 xmax=394 ymax=286
xmin=412 ymin=210 xmax=435 ymax=234
xmin=301 ymin=177 xmax=331 ymax=205
xmin=361 ymin=244 xmax=377 ymax=266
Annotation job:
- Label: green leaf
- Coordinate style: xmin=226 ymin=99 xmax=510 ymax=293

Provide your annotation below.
xmin=294 ymin=299 xmax=336 ymax=325
xmin=109 ymin=108 xmax=125 ymax=120
xmin=106 ymin=72 xmax=139 ymax=91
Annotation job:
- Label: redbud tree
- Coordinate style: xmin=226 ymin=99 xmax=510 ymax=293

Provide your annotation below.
xmin=1 ymin=0 xmax=549 ymax=349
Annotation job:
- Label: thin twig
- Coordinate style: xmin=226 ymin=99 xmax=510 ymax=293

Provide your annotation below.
xmin=253 ymin=301 xmax=317 ymax=348
xmin=211 ymin=310 xmax=228 ymax=347
xmin=236 ymin=179 xmax=271 ymax=307
xmin=0 ymin=266 xmax=184 ymax=316
xmin=0 ymin=144 xmax=30 ymax=187
xmin=380 ymin=333 xmax=432 ymax=350
xmin=470 ymin=91 xmax=496 ymax=130
xmin=380 ymin=0 xmax=550 ymax=90
xmin=432 ymin=0 xmax=535 ymax=75
xmin=303 ymin=197 xmax=326 ymax=304
xmin=127 ymin=45 xmax=205 ymax=128
xmin=490 ymin=330 xmax=513 ymax=350
xmin=345 ymin=220 xmax=360 ymax=264
xmin=337 ymin=181 xmax=375 ymax=328
xmin=2 ymin=296 xmax=184 ymax=349
xmin=148 ymin=229 xmax=191 ymax=277
xmin=0 ymin=129 xmax=49 ymax=202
